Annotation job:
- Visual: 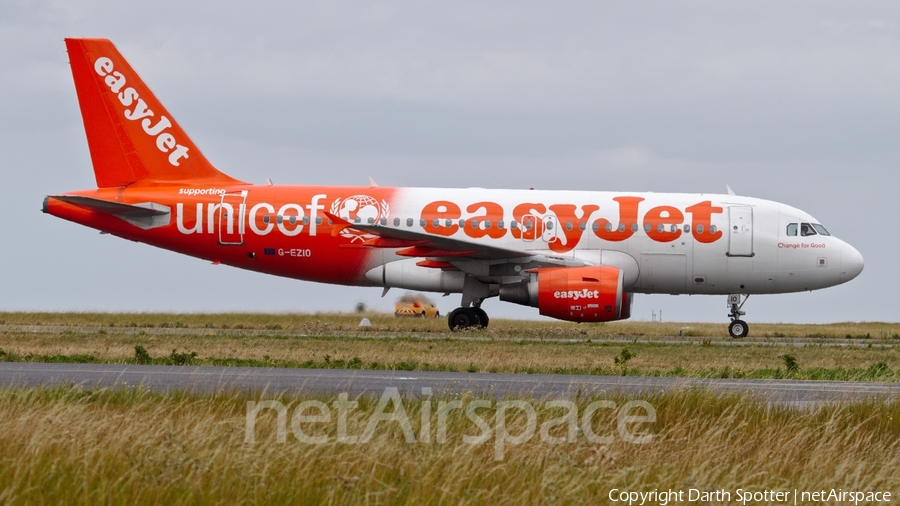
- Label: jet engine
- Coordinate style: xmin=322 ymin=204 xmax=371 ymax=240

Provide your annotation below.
xmin=499 ymin=266 xmax=633 ymax=323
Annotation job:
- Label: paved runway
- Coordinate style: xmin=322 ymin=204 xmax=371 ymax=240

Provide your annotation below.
xmin=1 ymin=362 xmax=898 ymax=406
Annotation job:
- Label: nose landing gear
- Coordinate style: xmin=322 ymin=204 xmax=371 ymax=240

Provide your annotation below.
xmin=727 ymin=294 xmax=749 ymax=338
xmin=448 ymin=299 xmax=489 ymax=330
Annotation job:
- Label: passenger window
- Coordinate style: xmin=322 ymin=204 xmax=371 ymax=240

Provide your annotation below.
xmin=459 ymin=219 xmax=466 ymax=228
xmin=445 ymin=219 xmax=452 ymax=227
xmin=697 ymin=224 xmax=704 ymax=234
xmin=619 ymin=224 xmax=626 ymax=233
xmin=379 ymin=218 xmax=386 ymax=225
xmin=393 ymin=217 xmax=400 ymax=226
xmin=657 ymin=224 xmax=664 ymax=233
xmin=471 ymin=220 xmax=479 ymax=229
xmin=671 ymin=224 xmax=678 ymax=233
xmin=406 ymin=218 xmax=413 ymax=227
xmin=525 ymin=221 xmax=533 ymax=230
xmin=263 ymin=215 xmax=270 ymax=224
xmin=546 ymin=221 xmax=554 ymax=230
xmin=303 ymin=216 xmax=310 ymax=225
xmin=565 ymin=221 xmax=573 ymax=231
xmin=432 ymin=218 xmax=439 ymax=228
xmin=684 ymin=224 xmax=690 ymax=233
xmin=420 ymin=219 xmax=426 ymax=227
xmin=605 ymin=222 xmax=612 ymax=232
xmin=800 ymin=223 xmax=817 ymax=237
xmin=644 ymin=223 xmax=651 ymax=233
xmin=484 ymin=220 xmax=492 ymax=229
xmin=276 ymin=215 xmax=283 ymax=224
xmin=578 ymin=222 xmax=586 ymax=231
xmin=510 ymin=221 xmax=518 ymax=230
xmin=592 ymin=222 xmax=600 ymax=232
xmin=631 ymin=223 xmax=638 ymax=233
xmin=289 ymin=216 xmax=297 ymax=225
xmin=367 ymin=217 xmax=374 ymax=224
xmin=498 ymin=220 xmax=505 ymax=229
xmin=710 ymin=225 xmax=717 ymax=234
xmin=316 ymin=217 xmax=323 ymax=225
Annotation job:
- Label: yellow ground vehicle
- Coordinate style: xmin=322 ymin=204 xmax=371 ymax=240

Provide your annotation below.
xmin=394 ymin=294 xmax=440 ymax=318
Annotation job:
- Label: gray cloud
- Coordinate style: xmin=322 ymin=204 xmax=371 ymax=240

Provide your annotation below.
xmin=1 ymin=1 xmax=897 ymax=323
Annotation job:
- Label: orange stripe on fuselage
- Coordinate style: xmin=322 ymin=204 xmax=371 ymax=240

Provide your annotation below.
xmin=47 ymin=186 xmax=401 ymax=286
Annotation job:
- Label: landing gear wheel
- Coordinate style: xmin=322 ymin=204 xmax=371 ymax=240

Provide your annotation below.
xmin=472 ymin=308 xmax=489 ymax=329
xmin=729 ymin=320 xmax=749 ymax=338
xmin=448 ymin=308 xmax=476 ymax=330
xmin=726 ymin=294 xmax=749 ymax=339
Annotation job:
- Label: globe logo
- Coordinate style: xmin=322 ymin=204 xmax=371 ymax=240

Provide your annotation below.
xmin=330 ymin=195 xmax=390 ymax=241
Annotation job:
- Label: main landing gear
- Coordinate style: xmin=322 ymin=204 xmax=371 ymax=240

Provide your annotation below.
xmin=448 ymin=300 xmax=489 ymax=331
xmin=727 ymin=294 xmax=749 ymax=338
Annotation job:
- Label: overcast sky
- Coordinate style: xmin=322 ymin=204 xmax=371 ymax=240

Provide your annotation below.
xmin=1 ymin=1 xmax=897 ymax=323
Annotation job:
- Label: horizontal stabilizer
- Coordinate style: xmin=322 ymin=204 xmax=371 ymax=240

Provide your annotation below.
xmin=47 ymin=195 xmax=171 ymax=230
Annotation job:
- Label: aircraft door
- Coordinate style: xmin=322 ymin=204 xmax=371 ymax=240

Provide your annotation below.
xmin=727 ymin=206 xmax=753 ymax=257
xmin=218 ymin=190 xmax=247 ymax=245
xmin=520 ymin=214 xmax=539 ymax=242
xmin=542 ymin=215 xmax=558 ymax=243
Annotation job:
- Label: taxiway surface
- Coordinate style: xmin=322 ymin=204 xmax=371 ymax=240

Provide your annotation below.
xmin=1 ymin=363 xmax=897 ymax=406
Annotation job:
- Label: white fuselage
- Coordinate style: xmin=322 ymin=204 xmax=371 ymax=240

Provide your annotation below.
xmin=359 ymin=188 xmax=864 ymax=297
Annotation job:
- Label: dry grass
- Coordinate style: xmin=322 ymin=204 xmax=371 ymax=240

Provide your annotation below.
xmin=2 ymin=313 xmax=900 ymax=380
xmin=1 ymin=311 xmax=898 ymax=340
xmin=3 ymin=314 xmax=899 ymax=502
xmin=2 ymin=330 xmax=900 ymax=380
xmin=0 ymin=386 xmax=897 ymax=505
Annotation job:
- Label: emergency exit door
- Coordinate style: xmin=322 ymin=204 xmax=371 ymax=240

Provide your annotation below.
xmin=218 ymin=190 xmax=247 ymax=245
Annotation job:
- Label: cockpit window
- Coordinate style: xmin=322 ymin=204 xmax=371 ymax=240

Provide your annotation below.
xmin=786 ymin=223 xmax=797 ymax=236
xmin=812 ymin=224 xmax=831 ymax=236
xmin=800 ymin=223 xmax=817 ymax=237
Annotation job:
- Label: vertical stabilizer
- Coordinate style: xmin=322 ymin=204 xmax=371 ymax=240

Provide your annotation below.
xmin=65 ymin=38 xmax=244 ymax=188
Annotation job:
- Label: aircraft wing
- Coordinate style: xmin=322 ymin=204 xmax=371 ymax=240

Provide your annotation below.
xmin=326 ymin=212 xmax=536 ymax=260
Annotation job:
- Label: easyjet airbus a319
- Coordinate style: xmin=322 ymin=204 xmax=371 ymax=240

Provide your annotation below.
xmin=45 ymin=39 xmax=864 ymax=337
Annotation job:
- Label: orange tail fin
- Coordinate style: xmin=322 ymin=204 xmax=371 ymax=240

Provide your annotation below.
xmin=65 ymin=38 xmax=244 ymax=188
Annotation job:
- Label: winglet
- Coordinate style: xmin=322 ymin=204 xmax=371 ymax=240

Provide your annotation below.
xmin=726 ymin=185 xmax=736 ymax=196
xmin=324 ymin=211 xmax=354 ymax=237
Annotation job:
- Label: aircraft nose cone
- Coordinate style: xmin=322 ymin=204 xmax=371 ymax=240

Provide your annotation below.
xmin=840 ymin=244 xmax=864 ymax=283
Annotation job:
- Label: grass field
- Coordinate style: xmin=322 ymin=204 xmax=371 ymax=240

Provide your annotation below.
xmin=2 ymin=314 xmax=900 ymax=503
xmin=2 ymin=311 xmax=899 ymax=340
xmin=2 ymin=313 xmax=900 ymax=381
xmin=0 ymin=385 xmax=897 ymax=505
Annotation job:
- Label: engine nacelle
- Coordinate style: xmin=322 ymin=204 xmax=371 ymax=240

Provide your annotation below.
xmin=499 ymin=266 xmax=633 ymax=323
